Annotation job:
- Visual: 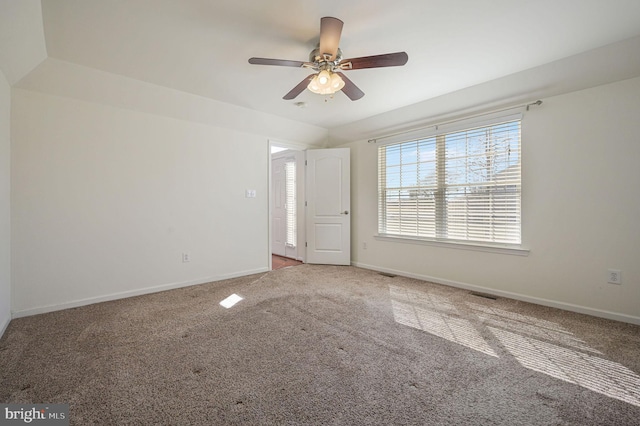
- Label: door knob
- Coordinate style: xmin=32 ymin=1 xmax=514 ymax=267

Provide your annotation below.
xmin=340 ymin=210 xmax=349 ymax=215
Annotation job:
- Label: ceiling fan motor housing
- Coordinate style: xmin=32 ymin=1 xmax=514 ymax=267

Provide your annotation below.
xmin=309 ymin=47 xmax=343 ymax=71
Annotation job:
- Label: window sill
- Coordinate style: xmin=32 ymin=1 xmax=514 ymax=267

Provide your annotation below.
xmin=374 ymin=234 xmax=530 ymax=256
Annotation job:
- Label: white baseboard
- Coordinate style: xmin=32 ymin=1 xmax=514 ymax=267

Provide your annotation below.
xmin=353 ymin=262 xmax=640 ymax=326
xmin=0 ymin=313 xmax=10 ymax=339
xmin=11 ymin=267 xmax=270 ymax=319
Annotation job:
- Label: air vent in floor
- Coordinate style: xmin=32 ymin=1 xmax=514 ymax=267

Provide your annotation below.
xmin=379 ymin=272 xmax=397 ymax=278
xmin=470 ymin=292 xmax=498 ymax=300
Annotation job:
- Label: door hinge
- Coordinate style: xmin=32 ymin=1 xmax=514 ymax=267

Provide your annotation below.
xmin=305 ymin=242 xmax=308 ymax=247
xmin=305 ymin=201 xmax=307 ymax=207
xmin=305 ymin=160 xmax=307 ymax=166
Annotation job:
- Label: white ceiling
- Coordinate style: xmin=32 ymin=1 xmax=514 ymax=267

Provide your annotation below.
xmin=38 ymin=0 xmax=640 ymax=129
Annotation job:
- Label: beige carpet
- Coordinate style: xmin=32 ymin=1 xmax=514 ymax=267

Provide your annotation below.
xmin=1 ymin=265 xmax=639 ymax=425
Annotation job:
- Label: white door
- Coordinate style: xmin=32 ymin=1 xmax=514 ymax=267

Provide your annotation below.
xmin=271 ymin=156 xmax=287 ymax=256
xmin=306 ymin=148 xmax=351 ymax=265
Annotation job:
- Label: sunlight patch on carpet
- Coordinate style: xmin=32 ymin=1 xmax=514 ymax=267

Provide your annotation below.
xmin=220 ymin=294 xmax=243 ymax=309
xmin=388 ymin=284 xmax=640 ymax=406
xmin=389 ymin=285 xmax=498 ymax=357
xmin=467 ymin=302 xmax=602 ymax=355
xmin=490 ymin=326 xmax=640 ymax=407
xmin=389 ymin=285 xmax=459 ymax=315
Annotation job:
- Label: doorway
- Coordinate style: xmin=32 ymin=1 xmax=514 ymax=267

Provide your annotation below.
xmin=271 ymin=254 xmax=303 ymax=270
xmin=270 ymin=143 xmax=305 ymax=269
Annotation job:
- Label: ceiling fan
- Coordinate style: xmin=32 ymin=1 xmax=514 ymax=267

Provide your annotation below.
xmin=248 ymin=17 xmax=408 ymax=101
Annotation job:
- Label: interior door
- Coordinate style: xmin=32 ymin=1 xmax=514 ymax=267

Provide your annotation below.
xmin=306 ymin=148 xmax=351 ymax=265
xmin=271 ymin=156 xmax=287 ymax=256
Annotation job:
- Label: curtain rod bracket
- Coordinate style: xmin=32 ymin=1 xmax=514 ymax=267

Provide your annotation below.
xmin=526 ymin=100 xmax=543 ymax=111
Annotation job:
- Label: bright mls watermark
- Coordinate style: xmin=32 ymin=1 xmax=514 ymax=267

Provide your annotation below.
xmin=1 ymin=404 xmax=69 ymax=425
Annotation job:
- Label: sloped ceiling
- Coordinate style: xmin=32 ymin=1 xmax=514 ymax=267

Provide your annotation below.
xmin=9 ymin=1 xmax=640 ymax=132
xmin=0 ymin=0 xmax=47 ymax=84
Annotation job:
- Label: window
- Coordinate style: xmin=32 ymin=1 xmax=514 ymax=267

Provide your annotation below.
xmin=285 ymin=160 xmax=297 ymax=247
xmin=378 ymin=118 xmax=521 ymax=246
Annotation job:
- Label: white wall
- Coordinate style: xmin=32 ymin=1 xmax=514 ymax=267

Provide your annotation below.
xmin=11 ymin=88 xmax=274 ymax=315
xmin=0 ymin=0 xmax=47 ymax=85
xmin=329 ymin=36 xmax=640 ymax=146
xmin=0 ymin=70 xmax=11 ymax=334
xmin=346 ymin=76 xmax=640 ymax=323
xmin=16 ymin=58 xmax=329 ymax=147
xmin=3 ymin=3 xmax=328 ymax=318
xmin=0 ymin=0 xmax=47 ymax=336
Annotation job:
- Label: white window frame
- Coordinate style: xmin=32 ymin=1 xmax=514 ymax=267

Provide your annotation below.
xmin=376 ymin=113 xmax=528 ymax=256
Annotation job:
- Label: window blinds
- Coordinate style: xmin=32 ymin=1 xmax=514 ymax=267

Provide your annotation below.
xmin=378 ymin=119 xmax=521 ymax=245
xmin=285 ymin=160 xmax=297 ymax=247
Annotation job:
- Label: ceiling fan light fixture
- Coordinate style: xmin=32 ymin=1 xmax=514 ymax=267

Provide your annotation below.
xmin=330 ymin=72 xmax=345 ymax=91
xmin=307 ymin=70 xmax=344 ymax=95
xmin=307 ymin=75 xmax=321 ymax=93
xmin=317 ymin=70 xmax=331 ymax=86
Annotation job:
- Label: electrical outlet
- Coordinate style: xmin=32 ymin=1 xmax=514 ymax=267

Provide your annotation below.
xmin=362 ymin=242 xmax=367 ymax=250
xmin=182 ymin=252 xmax=191 ymax=263
xmin=607 ymin=269 xmax=621 ymax=284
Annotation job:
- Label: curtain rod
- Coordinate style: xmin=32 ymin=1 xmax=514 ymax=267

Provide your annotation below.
xmin=368 ymin=100 xmax=543 ymax=144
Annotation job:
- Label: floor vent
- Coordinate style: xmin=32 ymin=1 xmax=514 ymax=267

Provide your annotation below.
xmin=470 ymin=292 xmax=498 ymax=300
xmin=379 ymin=272 xmax=397 ymax=278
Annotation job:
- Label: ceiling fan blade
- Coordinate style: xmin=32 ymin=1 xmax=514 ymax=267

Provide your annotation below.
xmin=249 ymin=57 xmax=306 ymax=68
xmin=319 ymin=17 xmax=343 ymax=60
xmin=340 ymin=52 xmax=408 ymax=70
xmin=283 ymin=74 xmax=315 ymax=100
xmin=336 ymin=72 xmax=364 ymax=101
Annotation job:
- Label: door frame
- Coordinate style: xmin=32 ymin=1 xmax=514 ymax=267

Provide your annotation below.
xmin=267 ymin=139 xmax=309 ymax=270
xmin=270 ymin=153 xmax=289 ymax=258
